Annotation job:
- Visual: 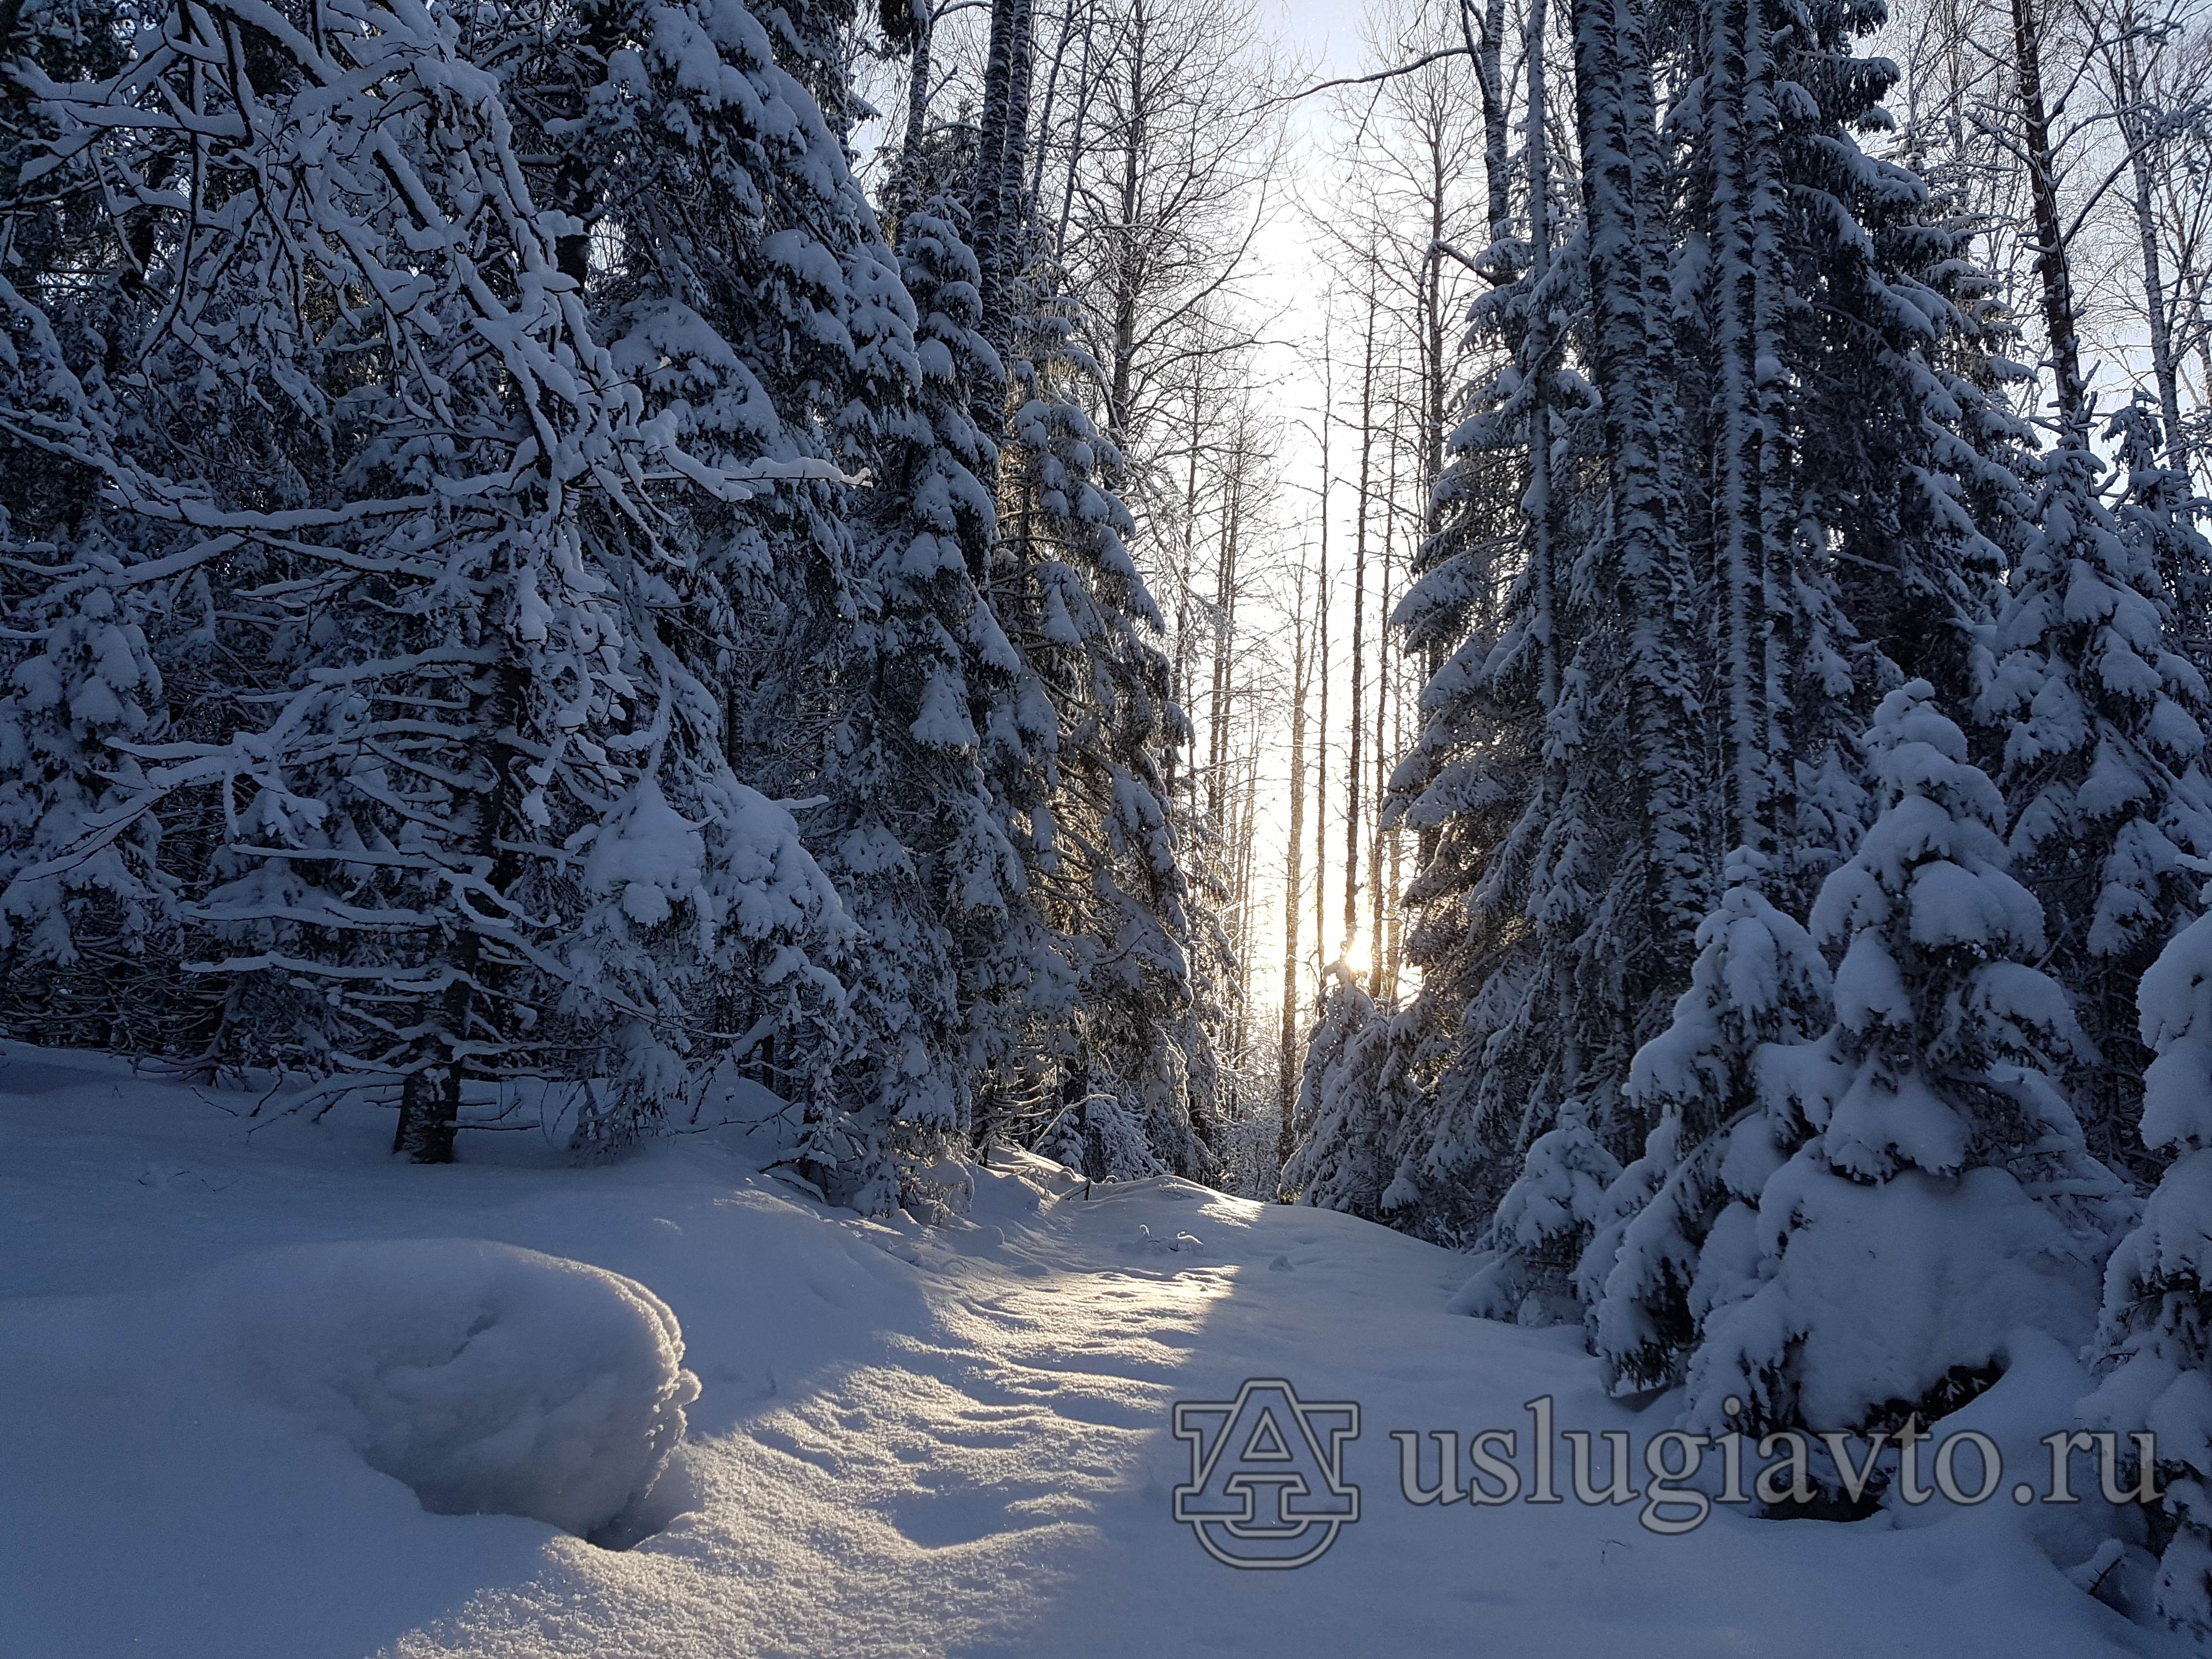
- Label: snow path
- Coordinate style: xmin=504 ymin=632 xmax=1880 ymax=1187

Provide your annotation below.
xmin=0 ymin=1047 xmax=2179 ymax=1658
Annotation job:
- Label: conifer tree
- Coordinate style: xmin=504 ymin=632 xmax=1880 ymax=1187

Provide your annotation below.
xmin=1579 ymin=855 xmax=1832 ymax=1387
xmin=0 ymin=0 xmax=179 ymax=1047
xmin=3 ymin=0 xmax=850 ymax=1157
xmin=2111 ymin=396 xmax=2212 ymax=678
xmin=482 ymin=0 xmax=1043 ymax=1194
xmin=2087 ymin=905 xmax=2212 ymax=1640
xmin=1361 ymin=0 xmax=1613 ymax=1249
xmin=800 ymin=202 xmax=1034 ymax=1206
xmin=1280 ymin=970 xmax=1425 ymax=1217
xmin=0 ymin=315 xmax=168 ymax=1029
xmin=1978 ymin=435 xmax=2212 ymax=1180
xmin=1681 ymin=685 xmax=2114 ymax=1437
xmin=1373 ymin=0 xmax=2036 ymax=1290
xmin=952 ymin=0 xmax=1222 ymax=1178
xmin=986 ymin=305 xmax=1221 ymax=1178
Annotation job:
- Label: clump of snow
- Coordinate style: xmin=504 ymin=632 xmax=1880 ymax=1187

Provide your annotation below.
xmin=2135 ymin=910 xmax=2212 ymax=1153
xmin=195 ymin=1239 xmax=699 ymax=1539
xmin=1453 ymin=1121 xmax=1621 ymax=1325
xmin=1685 ymin=1163 xmax=2099 ymax=1434
xmin=1128 ymin=1222 xmax=1205 ymax=1257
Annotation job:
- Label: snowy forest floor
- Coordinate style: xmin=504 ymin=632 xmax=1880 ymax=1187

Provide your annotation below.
xmin=0 ymin=1042 xmax=2188 ymax=1658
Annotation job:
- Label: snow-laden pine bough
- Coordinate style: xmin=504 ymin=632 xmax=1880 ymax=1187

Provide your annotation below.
xmin=0 ymin=0 xmax=853 ymax=1160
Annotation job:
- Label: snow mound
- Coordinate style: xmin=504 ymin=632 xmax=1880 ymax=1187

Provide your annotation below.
xmin=1127 ymin=1222 xmax=1205 ymax=1257
xmin=195 ymin=1239 xmax=699 ymax=1539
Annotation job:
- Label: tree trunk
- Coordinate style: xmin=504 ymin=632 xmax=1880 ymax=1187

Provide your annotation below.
xmin=972 ymin=0 xmax=1036 ymax=363
xmin=898 ymin=2 xmax=935 ymax=210
xmin=1107 ymin=0 xmax=1149 ymax=441
xmin=1028 ymin=0 xmax=1082 ymax=207
xmin=394 ymin=1064 xmax=460 ymax=1164
xmin=1527 ymin=0 xmax=1559 ymax=718
xmin=1344 ymin=288 xmax=1377 ymax=966
xmin=2010 ymin=0 xmax=2090 ymax=442
xmin=2119 ymin=31 xmax=2187 ymax=475
xmin=1708 ymin=0 xmax=1782 ymax=859
xmin=1368 ymin=397 xmax=1399 ymax=1000
xmin=1567 ymin=0 xmax=1705 ymax=973
xmin=1207 ymin=438 xmax=1243 ymax=823
xmin=1314 ymin=340 xmax=1333 ymax=968
xmin=1278 ymin=566 xmax=1310 ymax=1177
xmin=1052 ymin=0 xmax=1102 ymax=263
xmin=1460 ymin=0 xmax=1513 ymax=247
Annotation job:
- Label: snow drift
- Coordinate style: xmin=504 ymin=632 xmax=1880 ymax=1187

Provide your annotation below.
xmin=194 ymin=1239 xmax=699 ymax=1538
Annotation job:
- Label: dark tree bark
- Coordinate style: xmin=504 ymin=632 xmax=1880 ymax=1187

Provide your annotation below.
xmin=2010 ymin=0 xmax=2090 ymax=442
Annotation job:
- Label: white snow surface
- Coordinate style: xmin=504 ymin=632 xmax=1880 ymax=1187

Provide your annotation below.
xmin=0 ymin=1043 xmax=2187 ymax=1658
xmin=195 ymin=1238 xmax=698 ymax=1539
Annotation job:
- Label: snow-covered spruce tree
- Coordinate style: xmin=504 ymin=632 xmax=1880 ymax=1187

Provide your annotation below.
xmin=1551 ymin=32 xmax=2036 ymax=1317
xmin=946 ymin=0 xmax=1221 ymax=1181
xmin=0 ymin=0 xmax=187 ymax=1049
xmin=1383 ymin=261 xmax=1626 ymax=1261
xmin=1536 ymin=0 xmax=2038 ymax=1329
xmin=1383 ymin=0 xmax=2035 ymax=1291
xmin=1279 ymin=969 xmax=1435 ymax=1218
xmin=0 ymin=296 xmax=173 ymax=1047
xmin=1977 ymin=434 xmax=2212 ymax=1180
xmin=1454 ymin=1121 xmax=1624 ymax=1327
xmin=1529 ymin=0 xmax=1707 ymax=1101
xmin=1655 ymin=0 xmax=2033 ymax=899
xmin=2086 ymin=908 xmax=2212 ymax=1639
xmin=1279 ymin=970 xmax=1375 ymax=1205
xmin=1574 ymin=854 xmax=1832 ymax=1388
xmin=759 ymin=0 xmax=862 ymax=140
xmin=1681 ymin=684 xmax=2116 ymax=1439
xmin=983 ymin=301 xmax=1222 ymax=1180
xmin=798 ymin=201 xmax=1036 ymax=1208
xmin=1728 ymin=0 xmax=2028 ymax=724
xmin=2111 ymin=396 xmax=2212 ymax=680
xmin=1370 ymin=68 xmax=1583 ymax=1246
xmin=476 ymin=0 xmax=1047 ymax=1200
xmin=1368 ymin=0 xmax=1681 ymax=1255
xmin=0 ymin=531 xmax=170 ymax=1043
xmin=8 ymin=0 xmax=849 ymax=1157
